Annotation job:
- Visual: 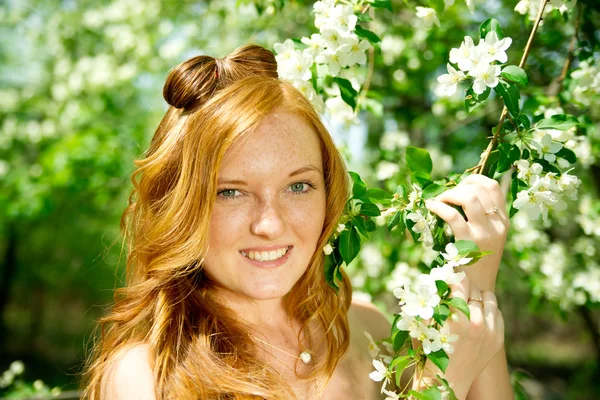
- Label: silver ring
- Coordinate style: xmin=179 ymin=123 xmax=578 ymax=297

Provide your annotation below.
xmin=485 ymin=205 xmax=499 ymax=216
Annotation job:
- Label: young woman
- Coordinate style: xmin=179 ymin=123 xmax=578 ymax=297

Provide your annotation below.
xmin=82 ymin=44 xmax=512 ymax=399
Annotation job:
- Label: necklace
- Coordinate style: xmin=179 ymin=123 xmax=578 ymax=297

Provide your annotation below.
xmin=248 ymin=333 xmax=313 ymax=364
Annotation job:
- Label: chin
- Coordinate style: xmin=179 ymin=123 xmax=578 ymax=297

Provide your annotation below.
xmin=242 ymin=281 xmax=297 ymax=300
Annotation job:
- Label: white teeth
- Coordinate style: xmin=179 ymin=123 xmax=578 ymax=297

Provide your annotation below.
xmin=243 ymin=247 xmax=289 ymax=262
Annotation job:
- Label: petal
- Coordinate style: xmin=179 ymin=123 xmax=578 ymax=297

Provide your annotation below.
xmin=485 ymin=31 xmax=498 ymax=45
xmin=473 ymin=79 xmax=486 ymax=94
xmin=495 ymin=52 xmax=508 ymax=63
xmin=496 ymin=37 xmax=513 ymax=51
xmin=485 ymin=76 xmax=499 ymax=87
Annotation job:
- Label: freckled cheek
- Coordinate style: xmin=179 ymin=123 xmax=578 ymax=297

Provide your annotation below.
xmin=283 ymin=197 xmax=326 ymax=240
xmin=208 ymin=205 xmax=253 ymax=249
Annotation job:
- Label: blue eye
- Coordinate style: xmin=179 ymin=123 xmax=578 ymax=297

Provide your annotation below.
xmin=289 ymin=182 xmax=315 ymax=194
xmin=218 ymin=189 xmax=239 ymax=199
xmin=290 ymin=183 xmax=306 ymax=192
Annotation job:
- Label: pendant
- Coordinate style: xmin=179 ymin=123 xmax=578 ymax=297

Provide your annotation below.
xmin=300 ymin=350 xmax=312 ymax=364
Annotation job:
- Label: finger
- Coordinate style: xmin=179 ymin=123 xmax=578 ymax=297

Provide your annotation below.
xmin=435 ymin=186 xmax=488 ymax=226
xmin=468 ymin=285 xmax=483 ymax=310
xmin=461 ymin=174 xmax=508 ymax=220
xmin=482 ymin=291 xmax=498 ymax=328
xmin=425 ymin=199 xmax=469 ymax=237
xmin=495 ymin=310 xmax=505 ymax=341
xmin=447 ymin=276 xmax=470 ymax=330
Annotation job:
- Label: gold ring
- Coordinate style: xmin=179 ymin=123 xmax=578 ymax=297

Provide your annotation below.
xmin=485 ymin=205 xmax=499 ymax=216
xmin=468 ymin=297 xmax=484 ymax=304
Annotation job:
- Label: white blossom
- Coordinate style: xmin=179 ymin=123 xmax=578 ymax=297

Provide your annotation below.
xmin=406 ymin=209 xmax=435 ymax=247
xmin=369 ymin=359 xmax=392 ymax=389
xmin=514 ymin=159 xmax=543 ymax=184
xmin=437 ymin=63 xmax=466 ymax=96
xmin=339 ymin=37 xmax=371 ymax=66
xmin=533 ymin=134 xmax=563 ymax=163
xmin=479 ymin=31 xmax=512 ymax=64
xmin=513 ymin=176 xmax=559 ymax=223
xmin=430 ymin=264 xmax=466 ymax=285
xmin=438 ymin=324 xmax=459 ymax=354
xmin=440 ymin=242 xmax=473 ymax=268
xmin=471 ymin=62 xmax=501 ymax=94
xmin=402 ymin=275 xmax=441 ymax=319
xmin=364 ymin=331 xmax=380 ymax=358
xmin=449 ymin=36 xmax=476 ymax=72
xmin=415 ymin=7 xmax=440 ymax=29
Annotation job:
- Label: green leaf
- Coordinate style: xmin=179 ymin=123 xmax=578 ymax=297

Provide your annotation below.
xmin=368 ymin=0 xmax=393 ymax=12
xmin=479 ymin=18 xmax=504 ymax=39
xmin=335 ymin=263 xmax=343 ymax=283
xmin=391 ymin=356 xmax=412 ymax=387
xmin=333 ymin=77 xmax=358 ymax=110
xmin=435 ymin=280 xmax=449 ymax=297
xmin=454 ymin=239 xmax=479 ymax=255
xmin=501 ymin=66 xmax=528 ymax=87
xmin=395 ymin=184 xmax=408 ymax=200
xmin=410 ymin=171 xmax=432 ymax=189
xmin=348 ymin=171 xmax=367 ymax=197
xmin=388 ymin=210 xmax=402 ymax=231
xmin=555 ymin=147 xmax=577 ymax=164
xmin=408 ymin=390 xmax=433 ymax=400
xmin=427 ymin=349 xmax=450 ymax=373
xmin=537 ymin=114 xmax=579 ymax=131
xmin=494 ymin=79 xmax=520 ymax=119
xmin=339 ymin=229 xmax=361 ymax=265
xmin=446 ymin=297 xmax=470 ymax=320
xmin=422 ymin=183 xmax=447 ymax=199
xmin=354 ymin=25 xmax=381 ymax=44
xmin=433 ymin=303 xmax=450 ymax=325
xmin=323 ymin=254 xmax=339 ymax=291
xmin=367 ymin=187 xmax=393 ymax=201
xmin=423 ymin=386 xmax=443 ymax=400
xmin=406 ymin=146 xmax=433 ymax=174
xmin=393 ymin=329 xmax=409 ymax=352
xmin=352 ymin=216 xmax=369 ymax=237
xmin=360 ymin=202 xmax=381 ymax=217
xmin=497 ymin=143 xmax=521 ymax=174
xmin=364 ymin=219 xmax=377 ymax=232
xmin=517 ymin=114 xmax=531 ymax=131
xmin=408 ymin=390 xmax=432 ymax=400
xmin=465 ymin=85 xmax=491 ymax=113
xmin=357 ymin=12 xmax=373 ymax=22
xmin=510 ymin=178 xmax=527 ymax=218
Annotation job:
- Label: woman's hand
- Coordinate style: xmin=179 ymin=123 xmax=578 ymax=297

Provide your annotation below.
xmin=415 ymin=275 xmax=505 ymax=400
xmin=425 ymin=174 xmax=510 ymax=292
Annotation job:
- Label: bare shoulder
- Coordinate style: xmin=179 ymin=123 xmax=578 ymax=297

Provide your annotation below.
xmin=101 ymin=343 xmax=156 ymax=400
xmin=348 ymin=297 xmax=392 ymax=341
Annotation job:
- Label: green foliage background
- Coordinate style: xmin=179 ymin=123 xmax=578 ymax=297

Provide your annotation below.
xmin=0 ymin=0 xmax=599 ymax=398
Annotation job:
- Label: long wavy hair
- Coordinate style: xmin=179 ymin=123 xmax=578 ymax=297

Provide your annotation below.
xmin=81 ymin=44 xmax=352 ymax=399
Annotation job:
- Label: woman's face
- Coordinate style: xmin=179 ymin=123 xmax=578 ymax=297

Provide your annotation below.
xmin=202 ymin=108 xmax=327 ymax=302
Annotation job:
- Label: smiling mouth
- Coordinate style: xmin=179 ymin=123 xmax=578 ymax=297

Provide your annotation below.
xmin=240 ymin=246 xmax=292 ymax=262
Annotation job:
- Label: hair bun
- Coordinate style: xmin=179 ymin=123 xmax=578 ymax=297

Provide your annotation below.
xmin=163 ymin=55 xmax=218 ymax=110
xmin=162 ymin=44 xmax=278 ymax=111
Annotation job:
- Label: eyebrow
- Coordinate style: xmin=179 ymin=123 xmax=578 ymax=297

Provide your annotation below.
xmin=217 ymin=164 xmax=322 ymax=185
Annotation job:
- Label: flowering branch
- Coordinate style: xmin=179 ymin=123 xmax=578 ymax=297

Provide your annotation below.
xmin=272 ymin=0 xmax=586 ymax=398
xmin=474 ymin=0 xmax=549 ymax=175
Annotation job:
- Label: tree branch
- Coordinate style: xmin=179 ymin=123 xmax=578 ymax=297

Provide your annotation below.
xmin=474 ymin=0 xmax=550 ymax=175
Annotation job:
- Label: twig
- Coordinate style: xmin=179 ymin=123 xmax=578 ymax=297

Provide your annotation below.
xmin=473 ymin=0 xmax=550 ymax=175
xmin=357 ymin=5 xmax=375 ymax=109
xmin=557 ymin=4 xmax=582 ymax=84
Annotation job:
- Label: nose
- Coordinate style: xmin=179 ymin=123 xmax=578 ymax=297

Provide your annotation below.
xmin=250 ymin=198 xmax=286 ymax=239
